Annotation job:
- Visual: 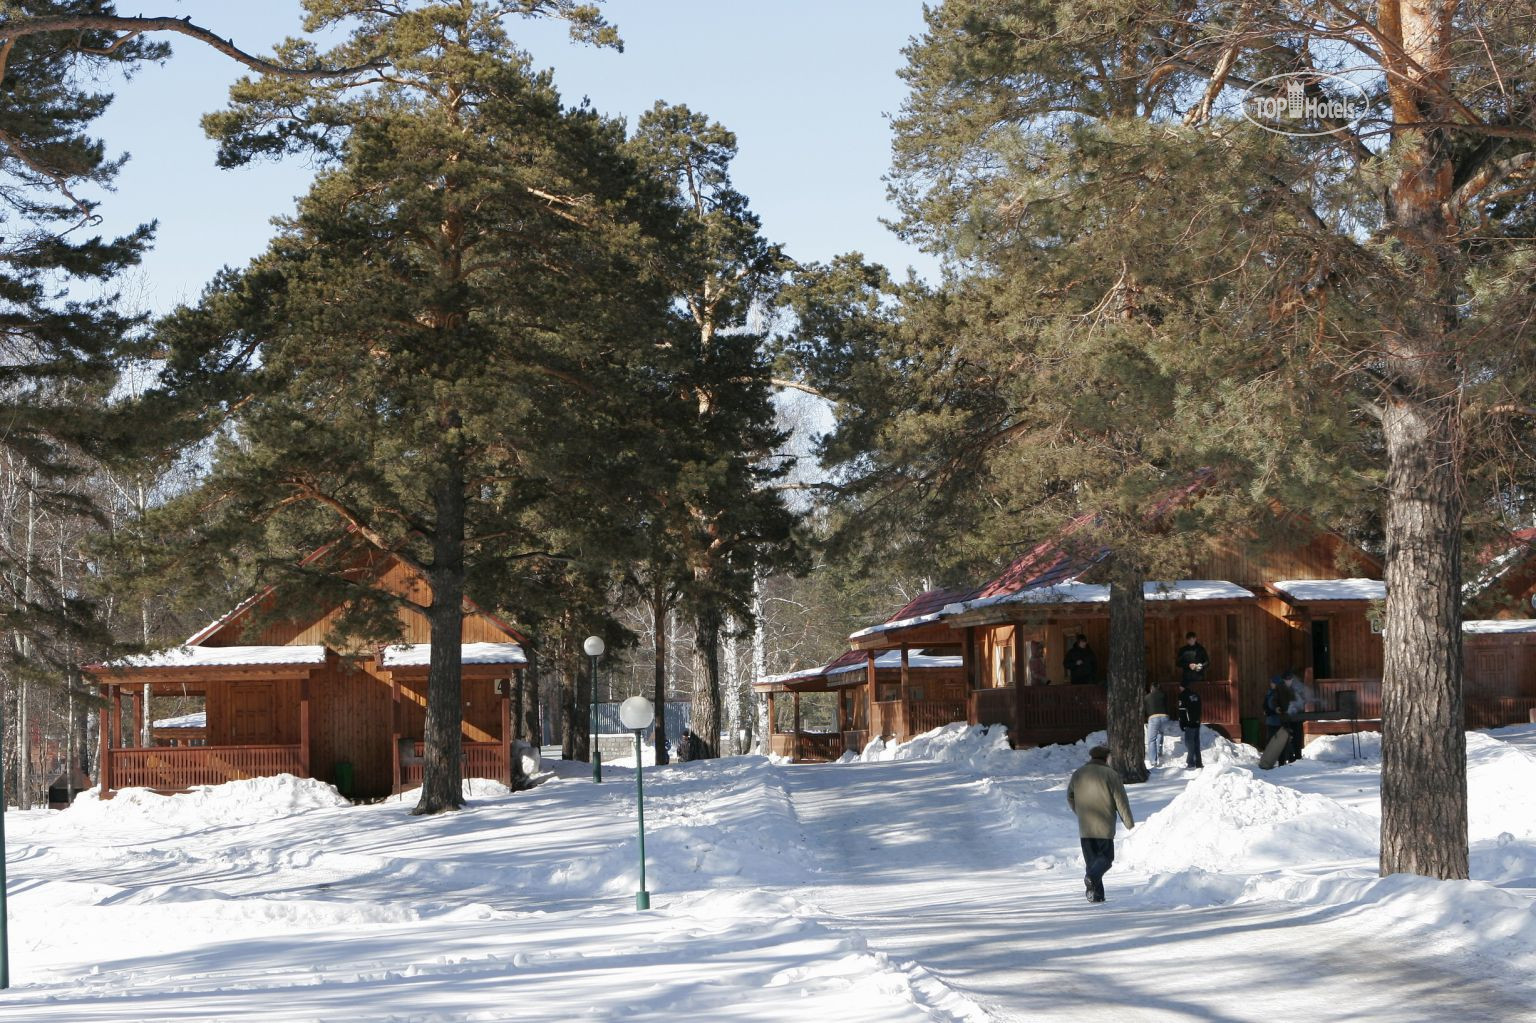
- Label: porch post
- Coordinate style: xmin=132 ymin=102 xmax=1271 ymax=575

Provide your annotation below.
xmin=390 ymin=675 xmax=402 ymax=794
xmin=1299 ymin=608 xmax=1315 ymax=683
xmin=1012 ymin=626 xmax=1027 ymax=745
xmin=1226 ymin=612 xmax=1241 ymax=687
xmin=298 ymin=676 xmax=311 ymax=778
xmin=792 ymin=690 xmax=802 ymax=762
xmin=97 ymin=684 xmax=112 ymax=795
xmin=866 ymin=650 xmax=877 ymax=737
xmin=130 ymin=688 xmax=143 ymax=748
xmin=500 ymin=676 xmax=512 ymax=786
xmin=766 ymin=690 xmax=777 ymax=748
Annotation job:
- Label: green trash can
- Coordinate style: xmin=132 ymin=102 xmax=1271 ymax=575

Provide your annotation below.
xmin=333 ymin=761 xmax=355 ymax=798
xmin=1240 ymin=717 xmax=1262 ymax=750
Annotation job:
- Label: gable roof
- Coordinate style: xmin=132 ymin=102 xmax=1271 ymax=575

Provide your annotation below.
xmin=187 ymin=541 xmax=528 ymax=648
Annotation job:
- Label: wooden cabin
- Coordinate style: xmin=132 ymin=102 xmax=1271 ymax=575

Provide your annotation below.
xmin=754 ymin=637 xmax=967 ymax=761
xmin=844 ymin=519 xmax=1392 ymax=750
xmin=86 ymin=548 xmax=528 ymax=799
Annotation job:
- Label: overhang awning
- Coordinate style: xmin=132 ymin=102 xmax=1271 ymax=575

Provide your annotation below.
xmin=87 ymin=644 xmax=329 ymax=685
xmin=1269 ymin=578 xmax=1385 ymax=604
xmin=378 ymin=641 xmax=527 ymax=681
xmin=944 ymin=579 xmax=1256 ymax=626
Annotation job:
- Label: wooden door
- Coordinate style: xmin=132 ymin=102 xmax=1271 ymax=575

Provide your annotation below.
xmin=230 ymin=684 xmax=275 ymax=744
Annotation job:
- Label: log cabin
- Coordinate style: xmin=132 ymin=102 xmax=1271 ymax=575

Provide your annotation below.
xmin=838 ymin=514 xmax=1536 ymax=752
xmin=85 ymin=547 xmax=529 ymax=799
xmin=842 ymin=515 xmax=1389 ymax=750
xmin=753 ymin=631 xmax=966 ymax=761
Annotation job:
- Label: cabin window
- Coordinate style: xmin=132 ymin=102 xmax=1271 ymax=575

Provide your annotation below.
xmin=878 ymin=682 xmax=900 ymax=703
xmin=910 ymin=686 xmax=925 ymax=701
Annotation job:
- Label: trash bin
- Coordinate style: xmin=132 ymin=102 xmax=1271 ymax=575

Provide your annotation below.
xmin=333 ymin=761 xmax=355 ymax=797
xmin=1240 ymin=717 xmax=1262 ymax=750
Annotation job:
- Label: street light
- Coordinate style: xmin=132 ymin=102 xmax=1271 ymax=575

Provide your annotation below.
xmin=583 ymin=635 xmax=605 ymax=783
xmin=1 ymin=683 xmax=9 ymax=989
xmin=618 ymin=695 xmax=654 ymax=911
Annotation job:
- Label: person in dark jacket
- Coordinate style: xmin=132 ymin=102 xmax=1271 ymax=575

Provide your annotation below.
xmin=1067 ymin=745 xmax=1135 ymax=903
xmin=1177 ymin=679 xmax=1203 ymax=769
xmin=677 ymin=728 xmax=699 ymax=763
xmin=1176 ymin=632 xmax=1209 ymax=683
xmin=1063 ymin=634 xmax=1097 ymax=685
xmin=1263 ymin=675 xmax=1293 ymax=751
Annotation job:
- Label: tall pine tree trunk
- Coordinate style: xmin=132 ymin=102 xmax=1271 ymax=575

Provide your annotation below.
xmin=652 ymin=586 xmax=671 ymax=765
xmin=1380 ymin=389 xmax=1467 ymax=878
xmin=559 ymin=625 xmax=577 ymax=761
xmin=692 ymin=605 xmax=723 ymax=759
xmin=415 ymin=467 xmax=467 ymax=816
xmin=750 ymin=573 xmax=768 ymax=755
xmin=1107 ymin=566 xmax=1149 ymax=784
xmin=1376 ymin=0 xmax=1469 ymax=880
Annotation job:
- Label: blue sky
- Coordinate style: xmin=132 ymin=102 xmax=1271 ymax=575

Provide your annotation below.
xmin=92 ymin=1 xmax=936 ymax=315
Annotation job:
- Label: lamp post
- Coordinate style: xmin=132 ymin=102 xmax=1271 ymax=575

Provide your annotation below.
xmin=1 ymin=682 xmax=9 ymax=989
xmin=618 ymin=695 xmax=654 ymax=911
xmin=583 ymin=635 xmax=605 ymax=783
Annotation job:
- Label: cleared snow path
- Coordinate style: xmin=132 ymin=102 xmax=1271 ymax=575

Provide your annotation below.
xmin=772 ymin=747 xmax=1536 ymax=1023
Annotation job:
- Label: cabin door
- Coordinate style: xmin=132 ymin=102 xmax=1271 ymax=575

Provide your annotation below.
xmin=1311 ymin=621 xmax=1333 ymax=680
xmin=230 ymin=683 xmax=275 ymax=744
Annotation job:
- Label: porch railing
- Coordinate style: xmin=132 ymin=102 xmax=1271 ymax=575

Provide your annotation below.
xmin=399 ymin=740 xmax=508 ymax=788
xmin=907 ymin=698 xmax=969 ymax=736
xmin=109 ymin=744 xmax=304 ymax=790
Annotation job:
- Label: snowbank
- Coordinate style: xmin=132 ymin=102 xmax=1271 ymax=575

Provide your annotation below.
xmin=1122 ymin=762 xmax=1380 ymax=876
xmin=61 ymin=774 xmax=350 ymax=828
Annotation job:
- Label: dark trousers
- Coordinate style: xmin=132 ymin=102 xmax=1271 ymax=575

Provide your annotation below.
xmin=1183 ymin=725 xmax=1203 ymax=767
xmin=1081 ymin=837 xmax=1115 ymax=900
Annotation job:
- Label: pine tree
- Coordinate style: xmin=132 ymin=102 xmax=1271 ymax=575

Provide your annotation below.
xmin=141 ymin=1 xmax=676 ymax=814
xmin=625 ymin=103 xmax=802 ymax=759
xmin=879 ymin=0 xmax=1535 ymax=874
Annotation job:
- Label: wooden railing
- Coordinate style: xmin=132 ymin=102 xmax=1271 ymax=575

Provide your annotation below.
xmin=767 ymin=731 xmax=843 ymax=762
xmin=1314 ymin=680 xmax=1382 ymax=718
xmin=110 ymin=744 xmax=303 ymax=790
xmin=971 ymin=688 xmax=1014 ymax=728
xmin=968 ymin=681 xmax=1240 ymax=748
xmin=907 ymin=698 xmax=968 ymax=736
xmin=400 ymin=741 xmax=508 ymax=787
xmin=871 ymin=700 xmax=905 ymax=740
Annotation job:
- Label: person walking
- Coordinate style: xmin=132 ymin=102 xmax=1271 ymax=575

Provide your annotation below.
xmin=1144 ymin=683 xmax=1169 ymax=768
xmin=1063 ymin=634 xmax=1097 ymax=685
xmin=1067 ymin=745 xmax=1135 ymax=903
xmin=1177 ymin=678 xmax=1204 ymax=769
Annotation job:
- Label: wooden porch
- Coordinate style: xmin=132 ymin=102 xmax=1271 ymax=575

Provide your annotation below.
xmin=970 ymin=680 xmax=1241 ymax=749
xmin=108 ymin=744 xmax=305 ymax=790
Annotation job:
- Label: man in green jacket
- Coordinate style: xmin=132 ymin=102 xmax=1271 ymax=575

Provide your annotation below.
xmin=1067 ymin=746 xmax=1136 ymax=903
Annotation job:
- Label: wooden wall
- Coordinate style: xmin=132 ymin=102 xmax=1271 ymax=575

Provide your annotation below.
xmin=202 ymin=553 xmax=522 ymax=650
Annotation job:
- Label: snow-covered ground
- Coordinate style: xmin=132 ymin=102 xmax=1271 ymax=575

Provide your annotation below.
xmin=4 ymin=724 xmax=1535 ymax=1022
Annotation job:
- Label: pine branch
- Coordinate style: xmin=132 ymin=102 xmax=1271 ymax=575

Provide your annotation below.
xmin=0 ymin=14 xmax=387 ymax=80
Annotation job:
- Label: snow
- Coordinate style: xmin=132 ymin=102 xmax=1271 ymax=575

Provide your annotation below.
xmin=379 ymin=641 xmax=528 ymax=667
xmin=1464 ymin=618 xmax=1536 ymax=634
xmin=105 ymin=643 xmax=328 ymax=667
xmin=824 ymin=649 xmax=965 ymax=677
xmin=151 ymin=711 xmax=206 ymax=729
xmin=1272 ymin=578 xmax=1386 ymax=601
xmin=6 ymin=726 xmax=1535 ymax=1022
xmin=848 ymin=609 xmax=945 ymax=641
xmin=943 ymin=578 xmax=1253 ymax=616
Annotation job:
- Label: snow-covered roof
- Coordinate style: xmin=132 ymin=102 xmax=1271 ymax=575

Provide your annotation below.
xmin=108 ymin=645 xmax=329 ymax=669
xmin=1271 ymin=579 xmax=1385 ymax=602
xmin=757 ymin=666 xmax=828 ymax=688
xmin=1463 ymin=619 xmax=1536 ymax=634
xmin=825 ymin=649 xmax=964 ymax=678
xmin=943 ymin=579 xmax=1253 ymax=616
xmin=849 ymin=609 xmax=947 ymax=641
xmin=380 ymin=642 xmax=527 ymax=667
